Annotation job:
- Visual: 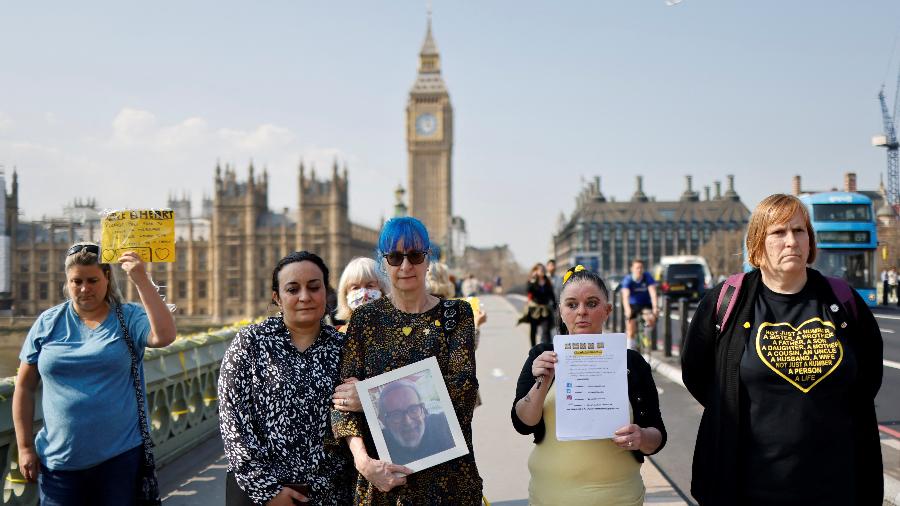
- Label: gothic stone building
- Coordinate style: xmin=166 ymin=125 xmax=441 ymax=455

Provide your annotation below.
xmin=553 ymin=175 xmax=750 ymax=279
xmin=8 ymin=163 xmax=379 ymax=321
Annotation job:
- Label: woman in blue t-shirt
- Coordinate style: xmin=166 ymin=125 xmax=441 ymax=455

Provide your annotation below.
xmin=12 ymin=242 xmax=176 ymax=505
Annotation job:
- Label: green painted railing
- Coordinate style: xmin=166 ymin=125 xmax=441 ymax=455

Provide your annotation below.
xmin=0 ymin=324 xmax=245 ymax=504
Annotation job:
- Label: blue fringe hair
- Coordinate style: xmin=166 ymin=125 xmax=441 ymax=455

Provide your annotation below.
xmin=376 ymin=217 xmax=431 ymax=257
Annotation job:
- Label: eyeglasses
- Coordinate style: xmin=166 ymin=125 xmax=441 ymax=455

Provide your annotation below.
xmin=383 ymin=250 xmax=428 ymax=267
xmin=383 ymin=403 xmax=426 ymax=424
xmin=66 ymin=244 xmax=100 ymax=257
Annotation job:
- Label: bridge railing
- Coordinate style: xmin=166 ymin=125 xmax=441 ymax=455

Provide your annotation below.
xmin=0 ymin=324 xmax=244 ymax=505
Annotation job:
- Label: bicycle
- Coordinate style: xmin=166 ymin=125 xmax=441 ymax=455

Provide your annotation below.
xmin=635 ymin=308 xmax=655 ymax=362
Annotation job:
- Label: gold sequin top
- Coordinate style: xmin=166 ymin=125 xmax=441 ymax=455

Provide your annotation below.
xmin=332 ymin=296 xmax=483 ymax=505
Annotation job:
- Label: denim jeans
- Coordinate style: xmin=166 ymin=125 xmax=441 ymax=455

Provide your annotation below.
xmin=39 ymin=444 xmax=142 ymax=506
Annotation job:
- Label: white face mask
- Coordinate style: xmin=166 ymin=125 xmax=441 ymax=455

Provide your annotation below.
xmin=347 ymin=287 xmax=382 ymax=310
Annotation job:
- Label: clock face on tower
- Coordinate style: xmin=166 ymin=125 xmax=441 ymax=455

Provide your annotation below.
xmin=415 ymin=113 xmax=437 ymax=136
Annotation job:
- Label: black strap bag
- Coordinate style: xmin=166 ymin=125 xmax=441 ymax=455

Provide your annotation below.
xmin=114 ymin=304 xmax=162 ymax=506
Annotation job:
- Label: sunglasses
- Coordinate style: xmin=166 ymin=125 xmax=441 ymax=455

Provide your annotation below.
xmin=66 ymin=244 xmax=100 ymax=257
xmin=383 ymin=250 xmax=428 ymax=267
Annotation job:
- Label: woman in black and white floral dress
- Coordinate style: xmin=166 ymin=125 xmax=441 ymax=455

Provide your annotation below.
xmin=218 ymin=251 xmax=355 ymax=506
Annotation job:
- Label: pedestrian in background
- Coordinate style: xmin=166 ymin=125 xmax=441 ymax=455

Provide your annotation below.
xmin=888 ymin=266 xmax=898 ymax=305
xmin=512 ymin=265 xmax=666 ymax=505
xmin=545 ymin=259 xmax=562 ymax=333
xmin=682 ymin=194 xmax=883 ymax=505
xmin=13 ymin=242 xmax=176 ymax=505
xmin=523 ymin=263 xmax=556 ymax=347
xmin=335 ymin=256 xmax=390 ymax=332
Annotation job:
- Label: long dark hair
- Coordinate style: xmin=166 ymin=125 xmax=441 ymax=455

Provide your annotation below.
xmin=270 ymin=251 xmax=333 ymax=310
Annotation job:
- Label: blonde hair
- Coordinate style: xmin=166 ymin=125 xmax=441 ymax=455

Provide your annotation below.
xmin=336 ymin=257 xmax=390 ymax=321
xmin=746 ymin=193 xmax=817 ymax=268
xmin=426 ymin=262 xmax=455 ymax=299
xmin=63 ymin=241 xmax=124 ymax=304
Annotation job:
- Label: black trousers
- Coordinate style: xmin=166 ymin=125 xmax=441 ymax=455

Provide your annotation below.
xmin=529 ymin=317 xmax=552 ymax=347
xmin=226 ymin=471 xmax=258 ymax=506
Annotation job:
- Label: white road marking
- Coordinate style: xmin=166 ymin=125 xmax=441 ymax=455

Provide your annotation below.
xmin=882 ymin=438 xmax=900 ymax=452
xmin=885 ymin=359 xmax=900 ymax=370
xmin=880 ymin=328 xmax=895 ymax=334
xmin=874 ymin=313 xmax=900 ymax=320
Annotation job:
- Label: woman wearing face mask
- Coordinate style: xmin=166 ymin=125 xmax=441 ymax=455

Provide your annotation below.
xmin=218 ymin=251 xmax=354 ymax=506
xmin=335 ymin=257 xmax=390 ymax=333
xmin=511 ymin=266 xmax=666 ymax=506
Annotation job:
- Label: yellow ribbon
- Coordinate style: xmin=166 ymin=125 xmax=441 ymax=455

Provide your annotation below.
xmin=563 ymin=264 xmax=586 ymax=284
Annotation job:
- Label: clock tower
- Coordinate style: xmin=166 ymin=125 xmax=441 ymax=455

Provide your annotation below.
xmin=407 ymin=16 xmax=453 ymax=253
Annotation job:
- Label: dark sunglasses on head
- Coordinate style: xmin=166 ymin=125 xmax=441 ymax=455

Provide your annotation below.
xmin=66 ymin=244 xmax=100 ymax=257
xmin=383 ymin=249 xmax=428 ymax=267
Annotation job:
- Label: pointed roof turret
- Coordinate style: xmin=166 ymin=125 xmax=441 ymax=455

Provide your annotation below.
xmin=411 ymin=14 xmax=447 ymax=94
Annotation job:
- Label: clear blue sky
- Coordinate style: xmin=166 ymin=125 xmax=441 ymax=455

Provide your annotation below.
xmin=2 ymin=1 xmax=900 ymax=266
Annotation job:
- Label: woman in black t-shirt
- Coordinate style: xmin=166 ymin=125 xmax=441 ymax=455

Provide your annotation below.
xmin=681 ymin=194 xmax=884 ymax=506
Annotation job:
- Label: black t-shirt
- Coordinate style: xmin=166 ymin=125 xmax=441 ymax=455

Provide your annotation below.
xmin=738 ymin=282 xmax=858 ymax=505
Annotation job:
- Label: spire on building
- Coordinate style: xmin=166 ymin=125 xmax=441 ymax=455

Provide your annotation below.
xmin=411 ymin=14 xmax=447 ymax=94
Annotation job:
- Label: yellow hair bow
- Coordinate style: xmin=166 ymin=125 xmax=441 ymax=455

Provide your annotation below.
xmin=563 ymin=264 xmax=586 ymax=284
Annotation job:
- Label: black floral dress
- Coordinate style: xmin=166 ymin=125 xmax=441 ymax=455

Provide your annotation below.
xmin=218 ymin=316 xmax=353 ymax=505
xmin=332 ymin=297 xmax=483 ymax=505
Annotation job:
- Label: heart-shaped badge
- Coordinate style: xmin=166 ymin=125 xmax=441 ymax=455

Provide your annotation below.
xmin=102 ymin=249 xmax=117 ymax=262
xmin=402 ymin=327 xmax=412 ymax=336
xmin=755 ymin=317 xmax=843 ymax=393
xmin=155 ymin=248 xmax=170 ymax=260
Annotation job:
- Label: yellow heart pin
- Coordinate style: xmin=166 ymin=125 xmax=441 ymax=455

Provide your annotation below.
xmin=402 ymin=327 xmax=413 ymax=336
xmin=434 ymin=320 xmax=441 ymax=327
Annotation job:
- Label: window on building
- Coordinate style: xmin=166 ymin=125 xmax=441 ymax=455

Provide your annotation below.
xmin=313 ymin=211 xmax=323 ymax=226
xmin=19 ymin=255 xmax=29 ymax=273
xmin=653 ymin=228 xmax=661 ymax=240
xmin=39 ymin=252 xmax=49 ymax=273
xmin=19 ymin=283 xmax=29 ymax=299
xmin=176 ymin=249 xmax=186 ymax=271
xmin=615 ymin=227 xmax=622 ymax=240
xmin=228 ymin=279 xmax=239 ymax=299
xmin=230 ymin=246 xmax=239 ymax=265
xmin=198 ymin=280 xmax=208 ymax=298
xmin=640 ymin=227 xmax=648 ymax=241
xmin=627 ymin=229 xmax=635 ymax=241
xmin=228 ymin=213 xmax=238 ymax=227
xmin=602 ymin=228 xmax=610 ymax=241
xmin=39 ymin=282 xmax=49 ymax=301
xmin=679 ymin=229 xmax=686 ymax=239
xmin=178 ymin=281 xmax=187 ymax=299
xmin=198 ymin=250 xmax=208 ymax=270
xmin=691 ymin=228 xmax=699 ymax=240
xmin=259 ymin=248 xmax=266 ymax=267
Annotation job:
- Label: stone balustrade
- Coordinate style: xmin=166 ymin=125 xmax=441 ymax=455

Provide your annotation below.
xmin=0 ymin=325 xmax=243 ymax=505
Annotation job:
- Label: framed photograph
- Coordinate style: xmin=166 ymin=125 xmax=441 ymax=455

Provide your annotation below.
xmin=355 ymin=356 xmax=469 ymax=473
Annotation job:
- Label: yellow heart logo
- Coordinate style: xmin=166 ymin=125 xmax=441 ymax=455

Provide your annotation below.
xmin=402 ymin=327 xmax=412 ymax=336
xmin=155 ymin=248 xmax=170 ymax=260
xmin=755 ymin=317 xmax=843 ymax=393
xmin=434 ymin=320 xmax=441 ymax=327
xmin=102 ymin=249 xmax=117 ymax=262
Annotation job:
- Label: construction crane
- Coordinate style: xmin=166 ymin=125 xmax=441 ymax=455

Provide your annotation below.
xmin=873 ymin=65 xmax=900 ymax=211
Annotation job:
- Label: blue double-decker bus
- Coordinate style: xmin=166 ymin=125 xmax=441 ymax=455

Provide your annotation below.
xmin=800 ymin=192 xmax=878 ymax=306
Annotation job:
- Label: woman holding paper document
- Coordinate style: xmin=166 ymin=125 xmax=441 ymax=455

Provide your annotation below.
xmin=333 ymin=216 xmax=483 ymax=505
xmin=511 ymin=265 xmax=666 ymax=506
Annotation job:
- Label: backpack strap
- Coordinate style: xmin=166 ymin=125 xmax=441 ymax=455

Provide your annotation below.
xmin=825 ymin=276 xmax=858 ymax=321
xmin=715 ymin=273 xmax=746 ymax=333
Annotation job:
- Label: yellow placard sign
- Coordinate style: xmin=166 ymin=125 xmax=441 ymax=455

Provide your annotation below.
xmin=467 ymin=296 xmax=481 ymax=316
xmin=101 ymin=209 xmax=175 ymax=263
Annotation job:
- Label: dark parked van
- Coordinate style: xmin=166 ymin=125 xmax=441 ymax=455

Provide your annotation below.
xmin=653 ymin=255 xmax=712 ymax=302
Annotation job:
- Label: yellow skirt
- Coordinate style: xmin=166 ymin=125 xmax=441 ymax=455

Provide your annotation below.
xmin=527 ymin=389 xmax=644 ymax=506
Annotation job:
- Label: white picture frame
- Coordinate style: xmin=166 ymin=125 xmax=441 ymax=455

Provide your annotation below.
xmin=355 ymin=356 xmax=469 ymax=473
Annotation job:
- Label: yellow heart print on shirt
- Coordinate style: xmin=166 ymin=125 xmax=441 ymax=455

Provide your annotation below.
xmin=755 ymin=317 xmax=843 ymax=393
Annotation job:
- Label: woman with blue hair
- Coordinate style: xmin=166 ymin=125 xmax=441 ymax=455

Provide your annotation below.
xmin=332 ymin=216 xmax=483 ymax=504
